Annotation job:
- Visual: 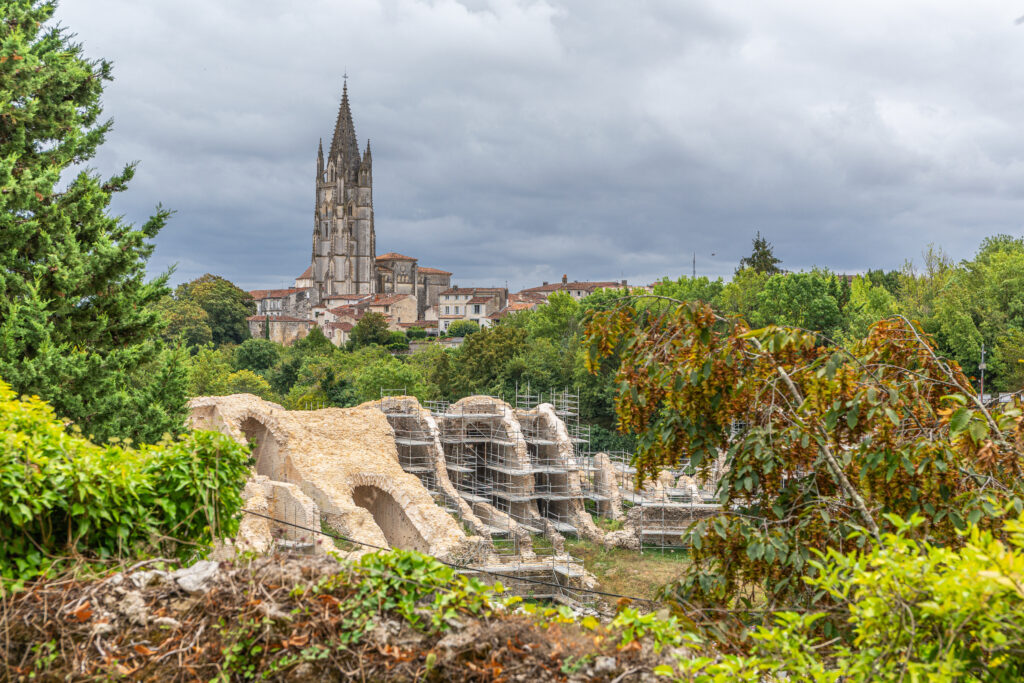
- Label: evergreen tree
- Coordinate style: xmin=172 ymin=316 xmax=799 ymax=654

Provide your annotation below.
xmin=737 ymin=231 xmax=783 ymax=275
xmin=0 ymin=1 xmax=186 ymax=442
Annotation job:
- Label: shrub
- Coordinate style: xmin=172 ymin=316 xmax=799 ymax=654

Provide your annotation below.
xmin=446 ymin=320 xmax=480 ymax=338
xmin=224 ymin=370 xmax=276 ymax=401
xmin=0 ymin=380 xmax=251 ymax=585
xmin=233 ymin=338 xmax=281 ymax=374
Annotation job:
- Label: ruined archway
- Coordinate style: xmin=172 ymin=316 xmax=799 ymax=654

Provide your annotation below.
xmin=239 ymin=416 xmax=287 ymax=481
xmin=351 ymin=485 xmax=430 ymax=553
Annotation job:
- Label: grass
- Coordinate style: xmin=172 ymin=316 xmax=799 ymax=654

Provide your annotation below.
xmin=566 ymin=536 xmax=690 ymax=601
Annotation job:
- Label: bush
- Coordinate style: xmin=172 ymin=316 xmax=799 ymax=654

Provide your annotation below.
xmin=676 ymin=512 xmax=1024 ymax=681
xmin=233 ymin=338 xmax=281 ymax=374
xmin=224 ymin=370 xmax=276 ymax=401
xmin=0 ymin=380 xmax=251 ymax=585
xmin=446 ymin=320 xmax=480 ymax=338
xmin=406 ymin=327 xmax=428 ymax=340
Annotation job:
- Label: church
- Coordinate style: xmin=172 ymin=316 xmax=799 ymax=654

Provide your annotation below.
xmin=248 ymin=82 xmax=452 ymax=344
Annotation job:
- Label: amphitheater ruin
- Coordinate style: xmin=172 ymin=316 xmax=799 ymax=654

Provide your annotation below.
xmin=189 ymin=390 xmax=723 ymax=604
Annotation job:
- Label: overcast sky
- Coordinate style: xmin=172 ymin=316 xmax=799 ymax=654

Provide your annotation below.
xmin=55 ymin=0 xmax=1024 ymax=291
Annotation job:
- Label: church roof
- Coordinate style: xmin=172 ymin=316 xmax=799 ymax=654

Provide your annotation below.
xmin=376 ymin=252 xmax=417 ymax=262
xmin=417 ymin=266 xmax=452 ymax=275
xmin=296 ymin=265 xmax=313 ymax=279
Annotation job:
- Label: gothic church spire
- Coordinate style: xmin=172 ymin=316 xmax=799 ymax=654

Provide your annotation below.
xmin=330 ymin=80 xmax=360 ymax=171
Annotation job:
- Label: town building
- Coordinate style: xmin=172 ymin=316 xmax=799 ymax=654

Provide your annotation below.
xmin=518 ymin=274 xmax=630 ymax=301
xmin=247 ymin=82 xmax=452 ymax=344
xmin=437 ymin=287 xmax=508 ymax=333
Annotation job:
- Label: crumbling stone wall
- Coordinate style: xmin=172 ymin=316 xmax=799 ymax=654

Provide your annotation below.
xmin=188 ymin=394 xmax=479 ymax=563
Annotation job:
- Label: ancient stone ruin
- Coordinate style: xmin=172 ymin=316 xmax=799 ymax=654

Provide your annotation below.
xmin=189 ymin=392 xmax=723 ymax=601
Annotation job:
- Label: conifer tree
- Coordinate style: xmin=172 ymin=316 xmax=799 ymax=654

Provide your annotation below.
xmin=0 ymin=0 xmax=187 ymax=442
xmin=737 ymin=231 xmax=783 ymax=275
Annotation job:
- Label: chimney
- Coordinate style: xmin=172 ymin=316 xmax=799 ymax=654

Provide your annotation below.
xmin=621 ymin=279 xmax=627 ymax=287
xmin=562 ymin=274 xmax=568 ymax=284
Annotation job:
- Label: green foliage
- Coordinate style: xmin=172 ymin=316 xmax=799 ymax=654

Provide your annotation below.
xmin=293 ymin=325 xmax=335 ymax=357
xmin=349 ymin=312 xmax=391 ymax=348
xmin=175 ymin=275 xmax=254 ymax=346
xmin=352 ymin=357 xmax=435 ymax=403
xmin=0 ymin=1 xmax=187 ymax=444
xmin=669 ymin=513 xmax=1024 ymax=681
xmin=753 ymin=271 xmax=842 ymax=338
xmin=715 ymin=268 xmax=769 ymax=322
xmin=232 ymin=338 xmax=281 ymax=374
xmin=224 ymin=370 xmax=276 ymax=401
xmin=525 ymin=292 xmax=578 ymax=343
xmin=653 ymin=276 xmax=725 ymax=305
xmin=0 ymin=379 xmax=250 ymax=585
xmin=446 ymin=319 xmax=481 ymax=338
xmin=405 ymin=326 xmax=428 ymax=340
xmin=587 ymin=301 xmax=1024 ymax=619
xmin=187 ymin=345 xmax=233 ymax=397
xmin=737 ymin=231 xmax=782 ymax=275
xmin=154 ymin=295 xmax=212 ymax=348
xmin=446 ymin=325 xmax=528 ymax=397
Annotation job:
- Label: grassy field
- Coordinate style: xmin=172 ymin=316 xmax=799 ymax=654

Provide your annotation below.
xmin=566 ymin=537 xmax=690 ymax=601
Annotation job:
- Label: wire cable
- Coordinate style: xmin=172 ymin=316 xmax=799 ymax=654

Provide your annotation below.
xmin=241 ymin=508 xmax=662 ymax=606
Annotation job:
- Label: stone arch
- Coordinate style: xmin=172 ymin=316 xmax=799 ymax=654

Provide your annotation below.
xmin=239 ymin=415 xmax=290 ymax=481
xmin=351 ymin=484 xmax=430 ymax=553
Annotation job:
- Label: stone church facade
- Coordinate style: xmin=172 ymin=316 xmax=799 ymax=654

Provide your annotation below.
xmin=248 ymin=82 xmax=452 ymax=343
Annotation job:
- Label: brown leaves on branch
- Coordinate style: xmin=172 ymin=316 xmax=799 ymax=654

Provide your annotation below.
xmin=585 ymin=298 xmax=1024 ymax=615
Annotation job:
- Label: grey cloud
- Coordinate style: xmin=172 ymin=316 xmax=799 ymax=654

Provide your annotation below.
xmin=53 ymin=0 xmax=1024 ymax=291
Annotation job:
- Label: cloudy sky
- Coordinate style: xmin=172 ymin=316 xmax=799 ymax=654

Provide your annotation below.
xmin=55 ymin=0 xmax=1024 ymax=291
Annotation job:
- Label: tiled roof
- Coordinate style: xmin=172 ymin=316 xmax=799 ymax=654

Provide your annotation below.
xmin=296 ymin=265 xmax=313 ymax=279
xmin=489 ymin=302 xmax=535 ymax=320
xmin=417 ymin=266 xmax=452 ymax=275
xmin=324 ymin=321 xmax=354 ymax=332
xmin=518 ymin=281 xmax=623 ymax=294
xmin=398 ymin=320 xmax=438 ymax=328
xmin=249 ymin=287 xmax=305 ymax=300
xmin=246 ymin=314 xmax=313 ymax=323
xmin=440 ymin=286 xmax=506 ymax=296
xmin=376 ymin=252 xmax=416 ymax=261
xmin=322 ymin=294 xmax=371 ymax=302
xmin=368 ymin=294 xmax=411 ymax=306
xmin=466 ymin=296 xmax=494 ymax=304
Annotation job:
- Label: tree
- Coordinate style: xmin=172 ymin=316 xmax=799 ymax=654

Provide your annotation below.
xmin=175 ymin=274 xmax=254 ymax=346
xmin=586 ymin=300 xmax=1024 ymax=620
xmin=446 ymin=320 xmax=480 ymax=338
xmin=753 ymin=272 xmax=842 ymax=338
xmin=0 ymin=1 xmax=187 ymax=443
xmin=187 ymin=345 xmax=232 ymax=397
xmin=651 ymin=276 xmax=724 ymax=305
xmin=224 ymin=370 xmax=276 ymax=401
xmin=233 ymin=338 xmax=281 ymax=374
xmin=737 ymin=231 xmax=782 ymax=274
xmin=350 ymin=312 xmax=392 ymax=348
xmin=448 ymin=326 xmax=528 ymax=397
xmin=352 ymin=357 xmax=433 ymax=403
xmin=154 ymin=296 xmax=213 ymax=348
xmin=840 ymin=275 xmax=896 ymax=342
xmin=716 ymin=267 xmax=770 ymax=323
xmin=293 ymin=325 xmax=335 ymax=356
xmin=525 ymin=291 xmax=578 ymax=344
